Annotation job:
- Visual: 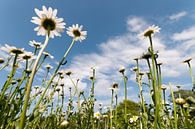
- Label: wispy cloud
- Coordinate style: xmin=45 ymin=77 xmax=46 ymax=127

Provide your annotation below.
xmin=1 ymin=16 xmax=195 ymax=106
xmin=172 ymin=26 xmax=195 ymax=41
xmin=61 ymin=16 xmax=194 ymax=104
xmin=169 ymin=11 xmax=187 ymax=21
xmin=126 ymin=16 xmax=147 ymax=33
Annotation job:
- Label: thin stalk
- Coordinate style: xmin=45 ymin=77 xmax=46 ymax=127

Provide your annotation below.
xmin=162 ymin=89 xmax=166 ymax=106
xmin=115 ymin=93 xmax=118 ymax=128
xmin=69 ymin=76 xmax=78 ymax=96
xmin=41 ymin=68 xmax=49 ymax=88
xmin=0 ymin=56 xmax=12 ymax=72
xmin=0 ymin=54 xmax=18 ymax=97
xmin=19 ymin=33 xmax=50 ymax=129
xmin=110 ymin=89 xmax=114 ymax=129
xmin=123 ymin=74 xmax=128 ymax=126
xmin=86 ymin=69 xmax=95 ymax=129
xmin=181 ymin=106 xmax=190 ymax=129
xmin=187 ymin=62 xmax=195 ymax=91
xmin=138 ymin=75 xmax=148 ymax=129
xmin=78 ymin=93 xmax=81 ymax=112
xmin=149 ymin=35 xmax=161 ymax=129
xmin=35 ymin=56 xmax=46 ymax=74
xmin=169 ymin=83 xmax=178 ymax=129
xmin=33 ymin=39 xmax=75 ymax=112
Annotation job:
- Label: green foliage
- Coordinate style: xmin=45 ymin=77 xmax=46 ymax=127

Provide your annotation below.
xmin=173 ymin=90 xmax=195 ymax=99
xmin=114 ymin=100 xmax=140 ymax=129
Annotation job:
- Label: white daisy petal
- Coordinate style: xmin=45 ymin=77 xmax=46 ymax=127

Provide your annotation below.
xmin=32 ymin=6 xmax=65 ymax=38
xmin=52 ymin=9 xmax=57 ymax=18
xmin=34 ymin=8 xmax=42 ymax=18
xmin=66 ymin=24 xmax=87 ymax=42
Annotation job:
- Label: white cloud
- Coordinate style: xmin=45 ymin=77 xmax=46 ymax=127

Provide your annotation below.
xmin=172 ymin=26 xmax=195 ymax=41
xmin=1 ymin=16 xmax=195 ymax=106
xmin=169 ymin=11 xmax=187 ymax=21
xmin=62 ymin=16 xmax=195 ymax=106
xmin=126 ymin=17 xmax=147 ymax=32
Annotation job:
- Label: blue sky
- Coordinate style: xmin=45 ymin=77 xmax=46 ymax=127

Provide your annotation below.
xmin=1 ymin=0 xmax=195 ymax=106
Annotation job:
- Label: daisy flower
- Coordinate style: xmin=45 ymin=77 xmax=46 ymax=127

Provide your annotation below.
xmin=60 ymin=120 xmax=69 ymax=128
xmin=57 ymin=70 xmax=65 ymax=75
xmin=175 ymin=98 xmax=186 ymax=105
xmin=65 ymin=70 xmax=72 ymax=76
xmin=66 ymin=24 xmax=87 ymax=42
xmin=1 ymin=44 xmax=24 ymax=55
xmin=161 ymin=85 xmax=167 ymax=90
xmin=94 ymin=111 xmax=101 ymax=119
xmin=129 ymin=116 xmax=139 ymax=124
xmin=31 ymin=6 xmax=66 ymax=38
xmin=19 ymin=51 xmax=36 ymax=60
xmin=34 ymin=85 xmax=40 ymax=90
xmin=142 ymin=25 xmax=161 ymax=37
xmin=182 ymin=58 xmax=192 ymax=63
xmin=0 ymin=58 xmax=5 ymax=64
xmin=112 ymin=82 xmax=119 ymax=89
xmin=43 ymin=51 xmax=54 ymax=59
xmin=119 ymin=66 xmax=125 ymax=74
xmin=29 ymin=40 xmax=42 ymax=49
xmin=130 ymin=66 xmax=138 ymax=72
xmin=45 ymin=64 xmax=53 ymax=70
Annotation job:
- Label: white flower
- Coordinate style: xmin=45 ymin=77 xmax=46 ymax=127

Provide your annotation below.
xmin=119 ymin=66 xmax=125 ymax=74
xmin=43 ymin=51 xmax=54 ymax=59
xmin=66 ymin=24 xmax=87 ymax=42
xmin=55 ymin=86 xmax=61 ymax=92
xmin=34 ymin=85 xmax=40 ymax=89
xmin=112 ymin=83 xmax=119 ymax=89
xmin=141 ymin=25 xmax=161 ymax=37
xmin=94 ymin=111 xmax=101 ymax=119
xmin=57 ymin=70 xmax=65 ymax=75
xmin=60 ymin=120 xmax=69 ymax=127
xmin=175 ymin=98 xmax=186 ymax=105
xmin=0 ymin=58 xmax=5 ymax=64
xmin=29 ymin=40 xmax=42 ymax=49
xmin=19 ymin=51 xmax=36 ymax=60
xmin=182 ymin=58 xmax=192 ymax=63
xmin=161 ymin=84 xmax=167 ymax=90
xmin=1 ymin=44 xmax=24 ymax=55
xmin=45 ymin=64 xmax=53 ymax=69
xmin=130 ymin=66 xmax=138 ymax=72
xmin=65 ymin=70 xmax=72 ymax=76
xmin=129 ymin=116 xmax=139 ymax=124
xmin=31 ymin=6 xmax=66 ymax=38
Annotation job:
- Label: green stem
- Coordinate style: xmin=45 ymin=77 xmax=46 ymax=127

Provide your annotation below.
xmin=19 ymin=34 xmax=50 ymax=129
xmin=123 ymin=74 xmax=128 ymax=126
xmin=8 ymin=72 xmax=27 ymax=101
xmin=169 ymin=83 xmax=178 ymax=129
xmin=0 ymin=56 xmax=12 ymax=72
xmin=33 ymin=39 xmax=75 ymax=112
xmin=115 ymin=94 xmax=118 ymax=128
xmin=110 ymin=89 xmax=114 ymax=129
xmin=148 ymin=35 xmax=161 ymax=129
xmin=187 ymin=62 xmax=195 ymax=91
xmin=69 ymin=76 xmax=78 ymax=96
xmin=0 ymin=54 xmax=18 ymax=99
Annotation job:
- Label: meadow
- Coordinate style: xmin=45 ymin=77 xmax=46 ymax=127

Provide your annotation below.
xmin=0 ymin=6 xmax=195 ymax=129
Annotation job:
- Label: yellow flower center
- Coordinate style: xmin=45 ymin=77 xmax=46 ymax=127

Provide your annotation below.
xmin=10 ymin=49 xmax=24 ymax=54
xmin=0 ymin=58 xmax=4 ymax=64
xmin=144 ymin=30 xmax=154 ymax=37
xmin=73 ymin=30 xmax=81 ymax=37
xmin=42 ymin=18 xmax=56 ymax=31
